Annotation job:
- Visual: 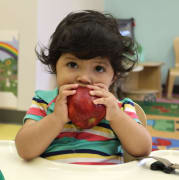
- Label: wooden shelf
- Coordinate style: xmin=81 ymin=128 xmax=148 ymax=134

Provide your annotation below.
xmin=140 ymin=61 xmax=164 ymax=67
xmin=122 ymin=61 xmax=164 ymax=100
xmin=123 ymin=89 xmax=159 ymax=94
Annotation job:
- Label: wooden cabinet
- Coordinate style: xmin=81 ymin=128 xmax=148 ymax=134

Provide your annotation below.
xmin=122 ymin=61 xmax=164 ymax=100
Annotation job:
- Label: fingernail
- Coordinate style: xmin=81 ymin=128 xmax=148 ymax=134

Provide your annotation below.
xmin=87 ymin=85 xmax=92 ymax=88
xmin=90 ymin=91 xmax=94 ymax=95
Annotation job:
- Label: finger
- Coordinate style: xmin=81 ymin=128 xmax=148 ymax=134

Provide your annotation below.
xmin=87 ymin=84 xmax=106 ymax=91
xmin=59 ymin=84 xmax=79 ymax=92
xmin=93 ymin=97 xmax=107 ymax=106
xmin=90 ymin=89 xmax=109 ymax=98
xmin=93 ymin=83 xmax=108 ymax=90
xmin=63 ymin=90 xmax=77 ymax=97
xmin=87 ymin=84 xmax=108 ymax=91
xmin=86 ymin=84 xmax=100 ymax=90
xmin=57 ymin=90 xmax=77 ymax=101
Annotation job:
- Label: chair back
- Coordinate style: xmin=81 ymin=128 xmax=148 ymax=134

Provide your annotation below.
xmin=134 ymin=103 xmax=147 ymax=127
xmin=174 ymin=37 xmax=179 ymax=68
xmin=123 ymin=103 xmax=147 ymax=162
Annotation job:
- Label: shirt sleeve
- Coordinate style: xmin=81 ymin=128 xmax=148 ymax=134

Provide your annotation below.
xmin=119 ymin=98 xmax=141 ymax=124
xmin=23 ymin=94 xmax=48 ymax=124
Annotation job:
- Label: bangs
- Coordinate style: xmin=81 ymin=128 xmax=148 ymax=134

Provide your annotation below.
xmin=37 ymin=10 xmax=138 ymax=77
xmin=55 ymin=22 xmax=124 ymax=60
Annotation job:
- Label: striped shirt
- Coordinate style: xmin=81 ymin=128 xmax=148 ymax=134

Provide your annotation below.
xmin=24 ymin=88 xmax=140 ymax=165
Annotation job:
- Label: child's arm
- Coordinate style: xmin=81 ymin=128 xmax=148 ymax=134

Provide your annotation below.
xmin=109 ymin=108 xmax=152 ymax=157
xmin=15 ymin=114 xmax=65 ymax=160
xmin=15 ymin=84 xmax=78 ymax=160
xmin=88 ymin=84 xmax=152 ymax=157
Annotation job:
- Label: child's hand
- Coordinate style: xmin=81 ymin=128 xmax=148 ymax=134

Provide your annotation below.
xmin=87 ymin=83 xmax=120 ymax=121
xmin=53 ymin=84 xmax=79 ymax=125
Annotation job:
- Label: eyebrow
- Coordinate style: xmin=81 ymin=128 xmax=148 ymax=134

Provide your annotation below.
xmin=92 ymin=60 xmax=110 ymax=66
xmin=63 ymin=56 xmax=78 ymax=61
xmin=63 ymin=56 xmax=110 ymax=66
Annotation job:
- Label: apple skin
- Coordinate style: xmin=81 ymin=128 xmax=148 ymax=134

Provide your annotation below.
xmin=67 ymin=86 xmax=106 ymax=129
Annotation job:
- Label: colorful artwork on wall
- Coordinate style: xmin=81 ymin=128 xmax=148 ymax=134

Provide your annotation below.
xmin=0 ymin=31 xmax=18 ymax=108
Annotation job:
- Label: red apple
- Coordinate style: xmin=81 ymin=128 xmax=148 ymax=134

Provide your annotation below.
xmin=67 ymin=86 xmax=106 ymax=129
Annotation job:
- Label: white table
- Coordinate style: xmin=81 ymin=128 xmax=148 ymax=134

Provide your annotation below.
xmin=0 ymin=140 xmax=179 ymax=180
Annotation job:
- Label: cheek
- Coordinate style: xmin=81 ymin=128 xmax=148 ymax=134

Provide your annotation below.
xmin=106 ymin=77 xmax=114 ymax=87
xmin=56 ymin=73 xmax=62 ymax=86
xmin=56 ymin=71 xmax=74 ymax=86
xmin=56 ymin=68 xmax=65 ymax=85
xmin=98 ymin=74 xmax=114 ymax=88
xmin=106 ymin=71 xmax=115 ymax=85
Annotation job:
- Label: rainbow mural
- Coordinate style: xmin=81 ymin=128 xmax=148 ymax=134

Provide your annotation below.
xmin=0 ymin=40 xmax=18 ymax=97
xmin=0 ymin=41 xmax=18 ymax=59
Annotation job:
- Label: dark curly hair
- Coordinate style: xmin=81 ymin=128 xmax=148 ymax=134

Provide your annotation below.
xmin=36 ymin=10 xmax=138 ymax=79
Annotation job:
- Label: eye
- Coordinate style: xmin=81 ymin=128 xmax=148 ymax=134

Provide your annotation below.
xmin=66 ymin=62 xmax=78 ymax=69
xmin=95 ymin=65 xmax=105 ymax=72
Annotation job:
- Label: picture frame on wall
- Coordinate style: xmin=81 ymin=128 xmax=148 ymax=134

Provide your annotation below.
xmin=117 ymin=18 xmax=135 ymax=39
xmin=0 ymin=30 xmax=18 ymax=109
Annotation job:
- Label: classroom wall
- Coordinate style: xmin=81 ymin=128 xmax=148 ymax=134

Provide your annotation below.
xmin=36 ymin=0 xmax=104 ymax=90
xmin=0 ymin=0 xmax=104 ymax=111
xmin=0 ymin=0 xmax=37 ymax=111
xmin=104 ymin=0 xmax=179 ymax=84
xmin=3 ymin=0 xmax=177 ymax=111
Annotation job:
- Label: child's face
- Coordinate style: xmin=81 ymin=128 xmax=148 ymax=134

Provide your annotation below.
xmin=56 ymin=53 xmax=115 ymax=89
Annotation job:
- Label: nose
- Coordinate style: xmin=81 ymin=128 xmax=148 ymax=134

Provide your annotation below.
xmin=76 ymin=73 xmax=92 ymax=85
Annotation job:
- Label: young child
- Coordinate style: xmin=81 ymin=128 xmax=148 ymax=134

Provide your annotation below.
xmin=15 ymin=10 xmax=152 ymax=165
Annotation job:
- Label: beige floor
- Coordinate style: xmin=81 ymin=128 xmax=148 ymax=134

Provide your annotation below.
xmin=0 ymin=123 xmax=22 ymax=140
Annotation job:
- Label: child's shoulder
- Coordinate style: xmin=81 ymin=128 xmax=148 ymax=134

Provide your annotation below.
xmin=34 ymin=87 xmax=58 ymax=103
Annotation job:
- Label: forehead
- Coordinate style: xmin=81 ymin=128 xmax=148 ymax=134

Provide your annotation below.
xmin=59 ymin=53 xmax=111 ymax=65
